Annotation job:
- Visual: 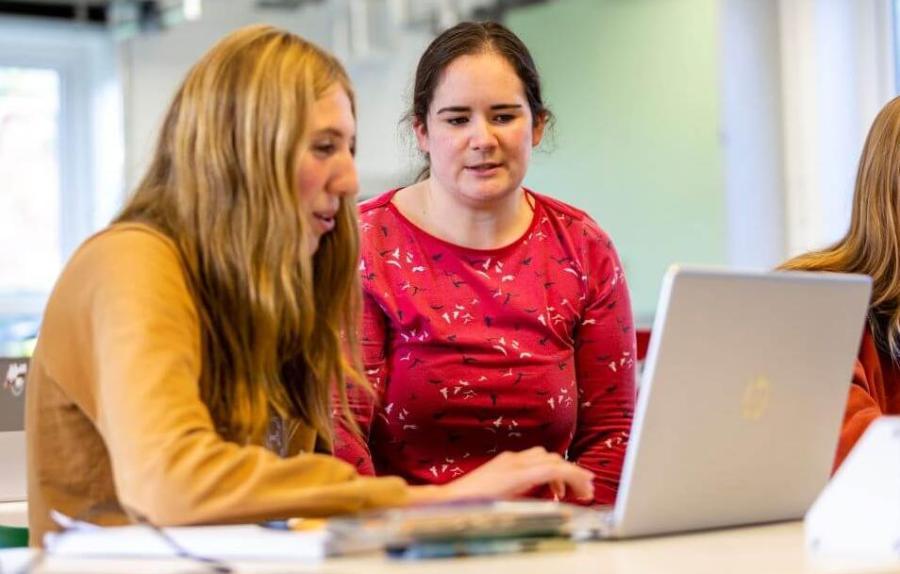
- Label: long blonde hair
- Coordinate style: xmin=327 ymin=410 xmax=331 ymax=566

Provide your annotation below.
xmin=115 ymin=25 xmax=364 ymax=446
xmin=781 ymin=95 xmax=900 ymax=359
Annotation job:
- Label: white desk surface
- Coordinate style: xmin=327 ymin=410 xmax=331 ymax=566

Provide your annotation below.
xmin=1 ymin=521 xmax=897 ymax=574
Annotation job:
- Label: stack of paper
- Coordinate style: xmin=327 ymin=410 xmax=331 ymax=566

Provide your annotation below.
xmin=46 ymin=523 xmax=328 ymax=562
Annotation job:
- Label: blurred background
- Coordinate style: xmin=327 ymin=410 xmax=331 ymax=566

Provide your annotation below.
xmin=0 ymin=0 xmax=895 ymax=355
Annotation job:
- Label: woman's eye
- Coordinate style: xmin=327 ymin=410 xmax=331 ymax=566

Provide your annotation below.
xmin=446 ymin=116 xmax=469 ymax=126
xmin=494 ymin=114 xmax=515 ymax=123
xmin=314 ymin=142 xmax=336 ymax=155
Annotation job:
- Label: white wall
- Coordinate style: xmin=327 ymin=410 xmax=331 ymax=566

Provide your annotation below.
xmin=121 ymin=0 xmax=432 ymax=197
xmin=720 ymin=0 xmax=786 ymax=270
xmin=778 ymin=0 xmax=895 ymax=257
xmin=343 ymin=30 xmax=433 ymax=195
xmin=719 ymin=0 xmax=895 ymax=268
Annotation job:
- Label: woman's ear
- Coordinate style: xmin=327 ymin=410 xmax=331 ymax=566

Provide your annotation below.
xmin=413 ymin=116 xmax=430 ymax=154
xmin=532 ymin=111 xmax=547 ymax=148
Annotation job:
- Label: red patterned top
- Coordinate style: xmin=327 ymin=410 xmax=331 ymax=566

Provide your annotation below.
xmin=335 ymin=189 xmax=636 ymax=504
xmin=835 ymin=328 xmax=900 ymax=471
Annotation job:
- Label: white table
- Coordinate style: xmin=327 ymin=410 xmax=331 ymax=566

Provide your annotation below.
xmin=1 ymin=521 xmax=897 ymax=574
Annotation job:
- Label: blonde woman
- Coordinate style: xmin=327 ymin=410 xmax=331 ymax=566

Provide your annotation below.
xmin=25 ymin=25 xmax=593 ymax=546
xmin=781 ymin=96 xmax=900 ymax=470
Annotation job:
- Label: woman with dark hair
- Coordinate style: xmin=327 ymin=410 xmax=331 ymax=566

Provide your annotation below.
xmin=781 ymin=96 xmax=900 ymax=470
xmin=336 ymin=21 xmax=635 ymax=505
xmin=25 ymin=24 xmax=593 ymax=546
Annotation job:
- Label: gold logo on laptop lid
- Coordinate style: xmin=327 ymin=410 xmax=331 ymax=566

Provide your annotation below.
xmin=742 ymin=375 xmax=771 ymax=421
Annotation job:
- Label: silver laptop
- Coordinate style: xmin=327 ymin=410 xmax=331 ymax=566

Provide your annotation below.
xmin=0 ymin=357 xmax=28 ymax=502
xmin=595 ymin=266 xmax=871 ymax=538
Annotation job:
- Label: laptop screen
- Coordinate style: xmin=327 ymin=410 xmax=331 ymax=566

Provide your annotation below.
xmin=0 ymin=357 xmax=28 ymax=501
xmin=1 ymin=358 xmax=28 ymax=433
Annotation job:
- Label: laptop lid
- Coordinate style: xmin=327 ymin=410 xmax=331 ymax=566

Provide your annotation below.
xmin=0 ymin=357 xmax=28 ymax=502
xmin=612 ymin=266 xmax=871 ymax=538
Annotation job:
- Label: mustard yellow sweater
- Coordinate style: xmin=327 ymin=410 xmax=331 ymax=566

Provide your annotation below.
xmin=26 ymin=223 xmax=407 ymax=546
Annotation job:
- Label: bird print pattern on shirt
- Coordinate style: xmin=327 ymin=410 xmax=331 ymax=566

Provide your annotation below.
xmin=335 ymin=189 xmax=636 ymax=505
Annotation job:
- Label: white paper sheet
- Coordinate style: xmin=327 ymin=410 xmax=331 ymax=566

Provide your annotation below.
xmin=45 ymin=523 xmax=327 ymax=562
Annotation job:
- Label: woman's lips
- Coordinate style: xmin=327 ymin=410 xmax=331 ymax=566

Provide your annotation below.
xmin=466 ymin=162 xmax=503 ymax=176
xmin=313 ymin=213 xmax=336 ymax=233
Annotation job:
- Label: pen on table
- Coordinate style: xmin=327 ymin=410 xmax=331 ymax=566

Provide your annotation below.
xmin=259 ymin=518 xmax=325 ymax=531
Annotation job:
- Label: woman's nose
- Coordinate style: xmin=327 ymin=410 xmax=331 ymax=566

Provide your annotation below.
xmin=469 ymin=118 xmax=497 ymax=151
xmin=330 ymin=152 xmax=359 ymax=198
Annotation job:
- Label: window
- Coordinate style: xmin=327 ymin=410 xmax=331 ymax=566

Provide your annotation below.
xmin=0 ymin=68 xmax=62 ymax=300
xmin=0 ymin=67 xmax=61 ymax=356
xmin=0 ymin=18 xmax=123 ymax=356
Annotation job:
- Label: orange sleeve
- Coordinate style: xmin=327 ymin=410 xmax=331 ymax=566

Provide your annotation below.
xmin=82 ymin=227 xmax=408 ymax=524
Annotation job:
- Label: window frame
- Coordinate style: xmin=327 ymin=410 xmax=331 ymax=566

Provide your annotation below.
xmin=0 ymin=17 xmax=123 ymax=317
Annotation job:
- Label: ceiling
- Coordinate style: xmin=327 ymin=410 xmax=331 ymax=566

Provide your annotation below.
xmin=0 ymin=0 xmax=555 ymax=40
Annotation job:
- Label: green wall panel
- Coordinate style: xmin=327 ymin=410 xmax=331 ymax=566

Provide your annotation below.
xmin=508 ymin=0 xmax=726 ymax=321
